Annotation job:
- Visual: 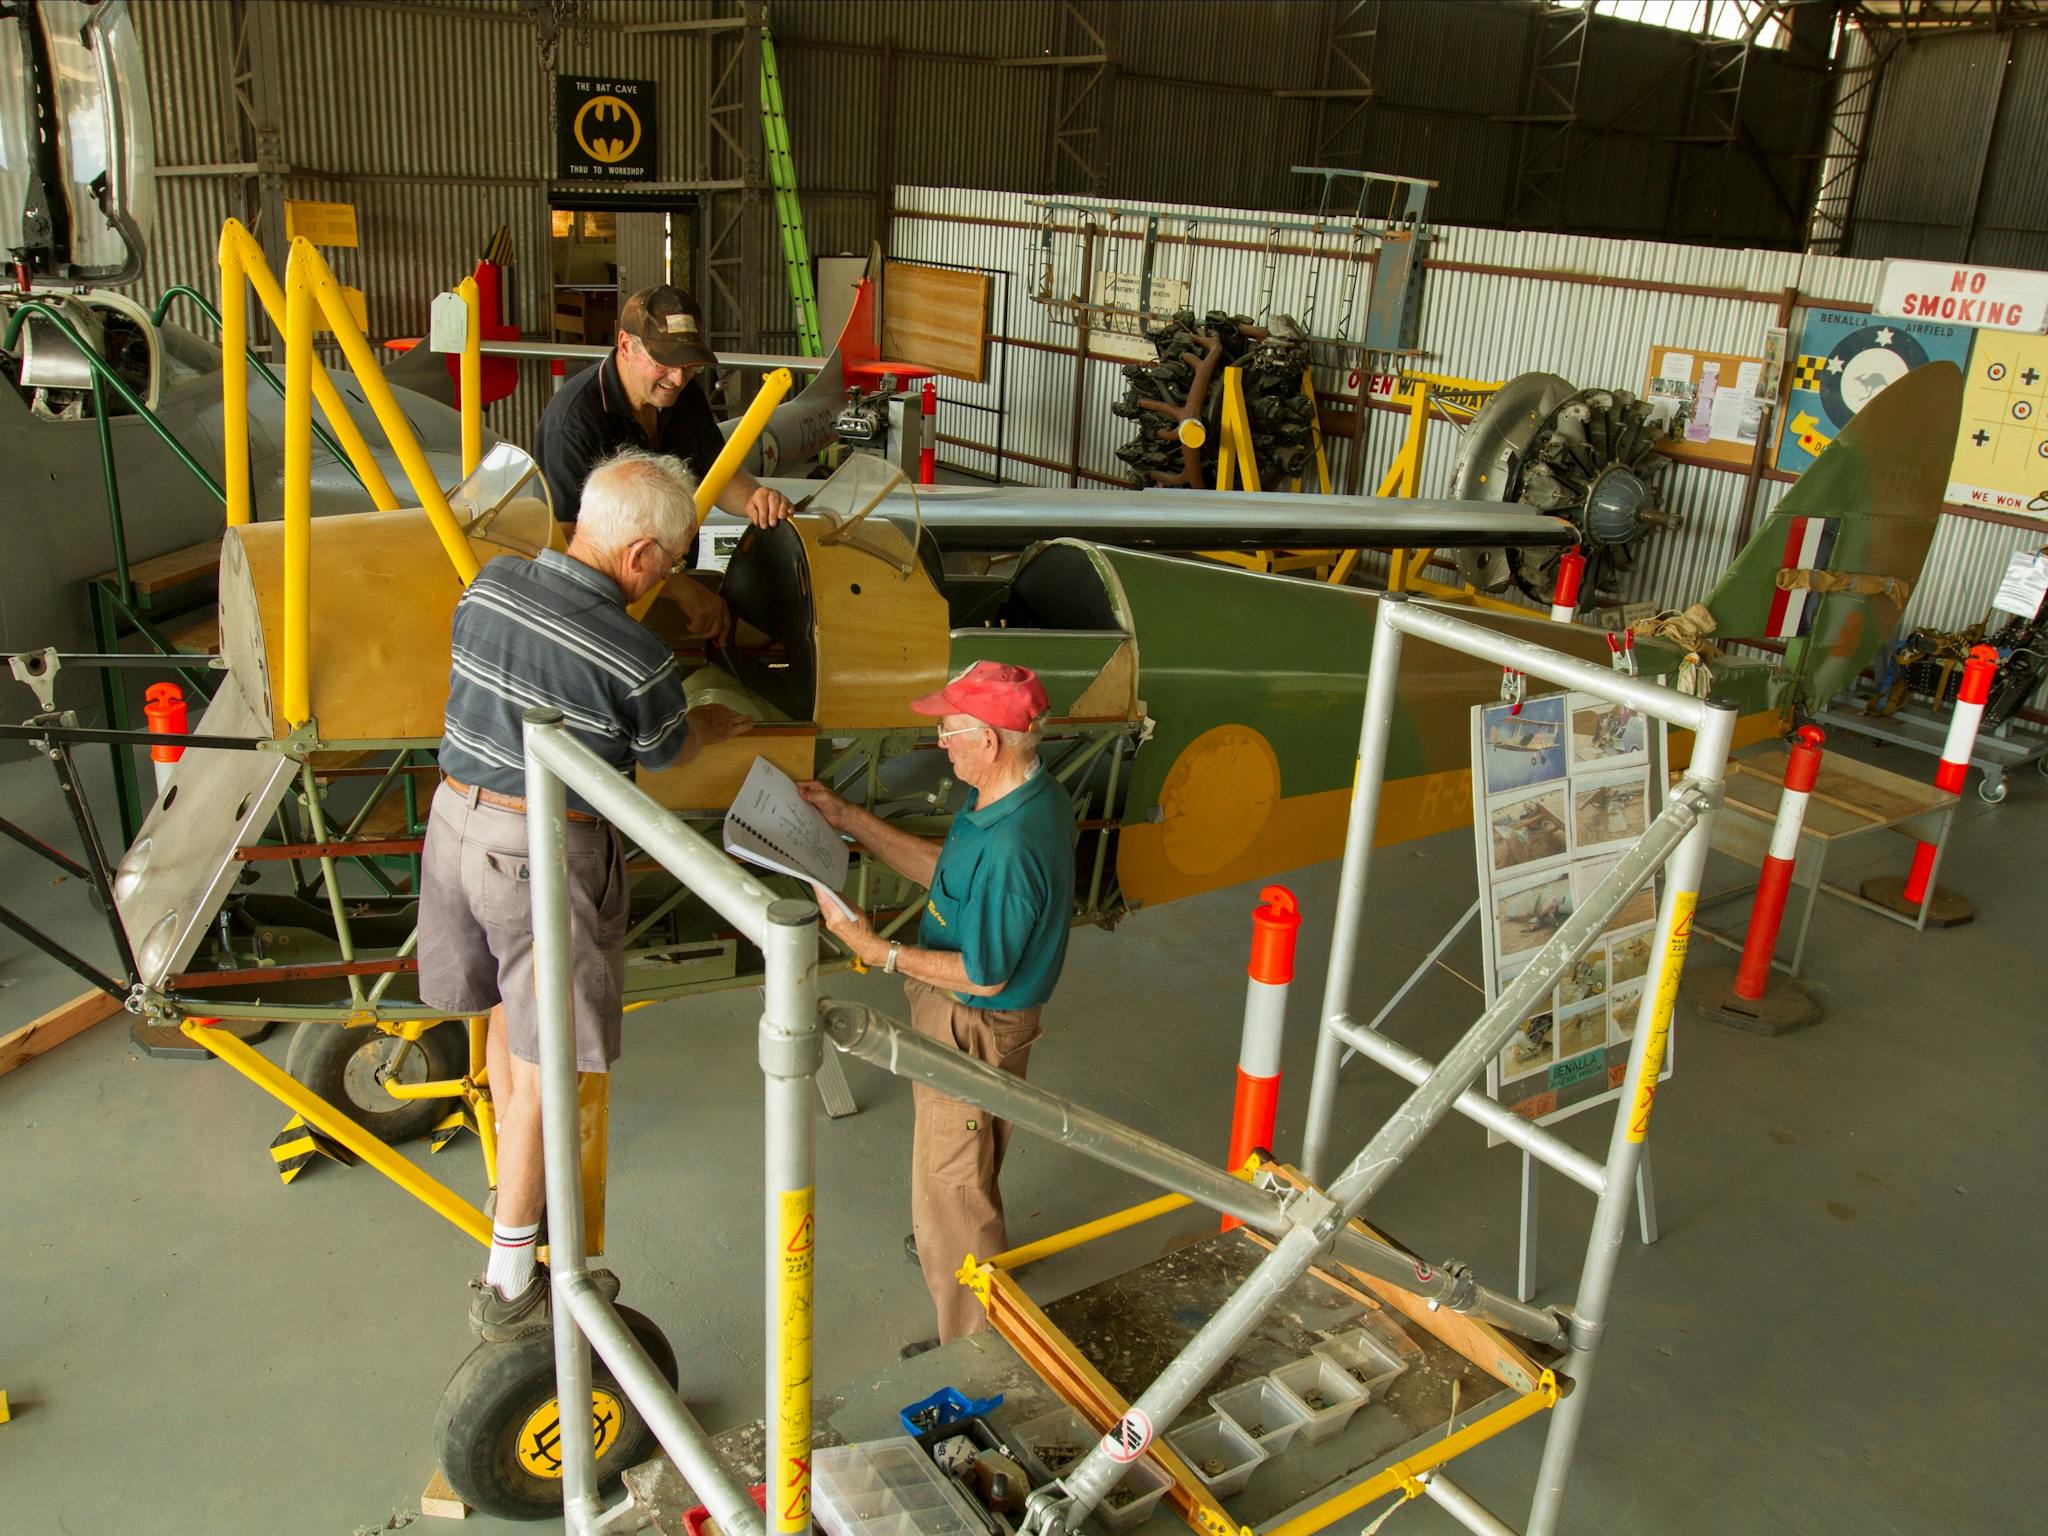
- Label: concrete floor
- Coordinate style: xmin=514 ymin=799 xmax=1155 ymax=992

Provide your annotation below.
xmin=2 ymin=738 xmax=2043 ymax=1535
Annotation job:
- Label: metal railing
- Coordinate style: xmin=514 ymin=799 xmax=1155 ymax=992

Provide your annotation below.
xmin=519 ymin=595 xmax=1733 ymax=1535
xmin=522 ymin=709 xmax=811 ymax=1536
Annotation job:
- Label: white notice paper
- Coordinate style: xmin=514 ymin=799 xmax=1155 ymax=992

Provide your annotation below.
xmin=1735 ymin=361 xmax=1763 ymax=395
xmin=1992 ymin=550 xmax=2048 ymax=619
xmin=1655 ymin=352 xmax=1694 ymax=385
xmin=724 ymin=757 xmax=857 ymax=919
xmin=1709 ymin=387 xmax=1761 ymax=444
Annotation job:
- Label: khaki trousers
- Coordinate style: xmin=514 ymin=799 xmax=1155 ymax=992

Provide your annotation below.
xmin=905 ymin=978 xmax=1044 ymax=1343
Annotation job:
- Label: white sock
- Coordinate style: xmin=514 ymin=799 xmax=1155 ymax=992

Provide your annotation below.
xmin=486 ymin=1219 xmax=541 ymax=1299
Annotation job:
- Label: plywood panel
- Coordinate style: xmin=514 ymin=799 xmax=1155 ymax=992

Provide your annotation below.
xmin=636 ymin=730 xmax=817 ymax=813
xmin=795 ymin=517 xmax=951 ymax=728
xmin=881 ymin=260 xmax=990 ymax=382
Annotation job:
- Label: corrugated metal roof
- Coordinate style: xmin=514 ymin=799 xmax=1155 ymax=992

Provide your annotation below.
xmin=1851 ymin=29 xmax=2006 ymax=237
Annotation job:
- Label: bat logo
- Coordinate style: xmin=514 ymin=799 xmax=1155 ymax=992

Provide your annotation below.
xmin=574 ymin=94 xmax=643 ymax=164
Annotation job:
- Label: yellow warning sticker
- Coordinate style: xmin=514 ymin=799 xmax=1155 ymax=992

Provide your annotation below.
xmin=775 ymin=1186 xmax=815 ymax=1531
xmin=1627 ymin=891 xmax=1695 ymax=1144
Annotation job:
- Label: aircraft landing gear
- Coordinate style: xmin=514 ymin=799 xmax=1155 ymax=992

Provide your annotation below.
xmin=433 ymin=1303 xmax=677 ymax=1521
xmin=285 ymin=1019 xmax=470 ymax=1144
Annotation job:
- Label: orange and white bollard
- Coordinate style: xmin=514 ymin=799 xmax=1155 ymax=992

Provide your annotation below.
xmin=142 ymin=682 xmax=187 ymax=794
xmin=1223 ymin=885 xmax=1298 ymax=1231
xmin=918 ymin=379 xmax=937 ymax=485
xmin=550 ymin=357 xmax=566 ymax=393
xmin=1688 ymin=726 xmax=1828 ymax=1035
xmin=1862 ymin=643 xmax=1999 ymax=926
xmin=1734 ymin=725 xmax=1824 ymax=1001
xmin=1549 ymin=547 xmax=1585 ymax=624
xmin=1901 ymin=644 xmax=1999 ymax=902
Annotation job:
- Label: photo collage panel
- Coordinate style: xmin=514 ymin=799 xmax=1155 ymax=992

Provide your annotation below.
xmin=1478 ymin=692 xmax=1664 ymax=1101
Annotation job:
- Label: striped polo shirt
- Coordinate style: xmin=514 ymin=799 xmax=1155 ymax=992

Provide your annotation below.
xmin=438 ymin=550 xmax=690 ymax=815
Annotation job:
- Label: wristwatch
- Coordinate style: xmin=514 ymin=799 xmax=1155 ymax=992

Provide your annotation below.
xmin=883 ymin=942 xmax=901 ymax=975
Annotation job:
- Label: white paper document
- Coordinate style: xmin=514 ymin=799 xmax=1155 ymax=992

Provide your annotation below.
xmin=724 ymin=757 xmax=857 ymax=920
xmin=1992 ymin=550 xmax=2048 ymax=619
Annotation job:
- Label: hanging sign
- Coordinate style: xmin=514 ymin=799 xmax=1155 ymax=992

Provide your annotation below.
xmin=557 ymin=78 xmax=658 ymax=182
xmin=1877 ymin=260 xmax=2048 ymax=334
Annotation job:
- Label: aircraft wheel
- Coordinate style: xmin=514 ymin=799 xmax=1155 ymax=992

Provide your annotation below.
xmin=434 ymin=1304 xmax=678 ymax=1521
xmin=285 ymin=1019 xmax=468 ymax=1144
xmin=1978 ymin=775 xmax=2008 ymax=804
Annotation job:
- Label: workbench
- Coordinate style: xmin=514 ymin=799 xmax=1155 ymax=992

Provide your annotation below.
xmin=622 ymin=1229 xmax=1542 ymax=1536
xmin=1691 ymin=743 xmax=1963 ymax=974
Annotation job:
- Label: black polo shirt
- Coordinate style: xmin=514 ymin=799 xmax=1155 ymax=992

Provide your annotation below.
xmin=532 ymin=352 xmax=726 ymax=525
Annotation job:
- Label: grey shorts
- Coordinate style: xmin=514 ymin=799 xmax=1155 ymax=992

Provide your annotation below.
xmin=417 ymin=783 xmax=629 ymax=1072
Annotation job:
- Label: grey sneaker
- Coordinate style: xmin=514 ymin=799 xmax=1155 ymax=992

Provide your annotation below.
xmin=468 ymin=1266 xmax=621 ymax=1343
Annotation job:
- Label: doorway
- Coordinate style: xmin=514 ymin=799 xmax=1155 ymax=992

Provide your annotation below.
xmin=547 ymin=195 xmax=697 ymax=346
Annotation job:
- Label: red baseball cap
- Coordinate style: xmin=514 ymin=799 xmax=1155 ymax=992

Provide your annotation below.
xmin=910 ymin=661 xmax=1050 ymax=732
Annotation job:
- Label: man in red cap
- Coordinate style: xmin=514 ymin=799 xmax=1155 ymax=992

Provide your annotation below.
xmin=799 ymin=662 xmax=1074 ymax=1353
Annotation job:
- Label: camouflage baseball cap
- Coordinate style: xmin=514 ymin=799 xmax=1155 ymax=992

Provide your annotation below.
xmin=620 ymin=285 xmax=717 ymax=369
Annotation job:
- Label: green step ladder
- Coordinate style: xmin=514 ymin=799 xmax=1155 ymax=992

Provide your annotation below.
xmin=760 ymin=30 xmax=821 ymax=356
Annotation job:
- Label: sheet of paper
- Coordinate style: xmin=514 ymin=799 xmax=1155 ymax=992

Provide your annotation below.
xmin=1709 ymin=387 xmax=1760 ymax=444
xmin=1654 ymin=351 xmax=1694 ymax=387
xmin=723 ymin=757 xmax=855 ymax=918
xmin=1992 ymin=550 xmax=2048 ymax=618
xmin=1735 ymin=360 xmax=1763 ymax=394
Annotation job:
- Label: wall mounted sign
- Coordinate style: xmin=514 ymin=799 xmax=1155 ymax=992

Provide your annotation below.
xmin=1877 ymin=259 xmax=2048 ymax=335
xmin=558 ymin=78 xmax=657 ymax=182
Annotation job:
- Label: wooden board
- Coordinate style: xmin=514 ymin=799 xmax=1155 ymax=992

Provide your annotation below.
xmin=224 ymin=502 xmax=559 ymax=739
xmin=1265 ymin=1165 xmax=1549 ymax=1395
xmin=1644 ymin=344 xmax=1769 ymax=469
xmin=636 ymin=728 xmax=818 ymax=812
xmin=881 ymin=261 xmax=991 ymax=383
xmin=794 ymin=517 xmax=951 ymax=729
xmin=102 ymin=538 xmax=221 ymax=596
xmin=0 ymin=989 xmax=123 ymax=1079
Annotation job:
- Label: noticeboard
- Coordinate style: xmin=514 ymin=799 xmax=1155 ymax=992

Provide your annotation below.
xmin=557 ymin=77 xmax=658 ymax=183
xmin=1643 ymin=344 xmax=1768 ymax=469
xmin=1472 ymin=690 xmax=1673 ymax=1136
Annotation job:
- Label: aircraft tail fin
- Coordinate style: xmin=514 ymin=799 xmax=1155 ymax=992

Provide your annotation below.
xmin=1700 ymin=360 xmax=1963 ymax=719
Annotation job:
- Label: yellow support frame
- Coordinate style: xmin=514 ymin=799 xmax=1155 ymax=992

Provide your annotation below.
xmin=217 ymin=220 xmax=400 ymax=524
xmin=457 ymin=275 xmax=483 ymax=480
xmin=961 ymin=1173 xmax=1562 ymax=1536
xmin=1213 ymin=366 xmax=1261 ymax=494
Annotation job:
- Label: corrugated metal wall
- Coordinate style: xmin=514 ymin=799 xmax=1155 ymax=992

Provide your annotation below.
xmin=126 ymin=0 xmax=1841 ymax=396
xmin=892 ymin=182 xmax=2046 ymax=723
xmin=1848 ymin=26 xmax=2048 ymax=269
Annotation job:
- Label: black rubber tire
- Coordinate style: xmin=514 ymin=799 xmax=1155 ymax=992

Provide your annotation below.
xmin=284 ymin=1019 xmax=468 ymax=1144
xmin=434 ymin=1304 xmax=679 ymax=1521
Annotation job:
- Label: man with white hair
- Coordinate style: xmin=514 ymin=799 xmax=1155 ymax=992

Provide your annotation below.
xmin=420 ymin=447 xmax=752 ymax=1339
xmin=798 ymin=662 xmax=1074 ymax=1353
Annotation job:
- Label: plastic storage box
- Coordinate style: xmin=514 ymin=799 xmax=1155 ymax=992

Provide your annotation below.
xmin=900 ymin=1386 xmax=1006 ymax=1436
xmin=1164 ymin=1412 xmax=1267 ymax=1498
xmin=813 ymin=1436 xmax=988 ymax=1536
xmin=1010 ymin=1406 xmax=1171 ymax=1533
xmin=1314 ymin=1320 xmax=1415 ymax=1402
xmin=1208 ymin=1377 xmax=1312 ymax=1455
xmin=1270 ymin=1355 xmax=1369 ymax=1444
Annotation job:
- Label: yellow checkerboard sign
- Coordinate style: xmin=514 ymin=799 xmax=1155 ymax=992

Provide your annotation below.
xmin=1792 ymin=355 xmax=1825 ymax=392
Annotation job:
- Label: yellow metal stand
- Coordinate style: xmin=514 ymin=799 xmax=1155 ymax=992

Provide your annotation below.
xmin=959 ymin=1164 xmax=1562 ymax=1536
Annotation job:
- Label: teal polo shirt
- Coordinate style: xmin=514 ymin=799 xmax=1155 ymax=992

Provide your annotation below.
xmin=919 ymin=766 xmax=1074 ymax=1010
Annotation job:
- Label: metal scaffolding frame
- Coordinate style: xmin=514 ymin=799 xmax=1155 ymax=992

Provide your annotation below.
xmin=700 ymin=0 xmax=768 ymax=354
xmin=1022 ymin=0 xmax=1117 ymax=198
xmin=1506 ymin=3 xmax=1592 ymax=231
xmin=520 ymin=595 xmax=1735 ymax=1536
xmin=1804 ymin=20 xmax=1891 ymax=254
xmin=1283 ymin=0 xmax=1383 ymax=172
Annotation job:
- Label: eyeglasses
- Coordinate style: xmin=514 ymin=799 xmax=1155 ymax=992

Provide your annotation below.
xmin=936 ymin=723 xmax=992 ymax=744
xmin=642 ymin=539 xmax=689 ymax=578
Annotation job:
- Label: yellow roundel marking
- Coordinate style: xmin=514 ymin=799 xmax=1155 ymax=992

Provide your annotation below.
xmin=573 ymin=95 xmax=643 ymax=165
xmin=1159 ymin=724 xmax=1281 ymax=876
xmin=515 ymin=1388 xmax=626 ymax=1479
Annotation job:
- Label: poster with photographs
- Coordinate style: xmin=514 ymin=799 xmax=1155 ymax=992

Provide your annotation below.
xmin=1471 ymin=690 xmax=1675 ymax=1138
